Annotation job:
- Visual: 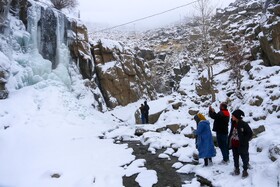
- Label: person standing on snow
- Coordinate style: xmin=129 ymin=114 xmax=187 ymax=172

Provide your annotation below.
xmin=209 ymin=103 xmax=230 ymax=163
xmin=194 ymin=113 xmax=216 ymax=166
xmin=229 ymin=109 xmax=253 ymax=178
xmin=144 ymin=101 xmax=150 ymax=124
xmin=139 ymin=104 xmax=145 ymax=124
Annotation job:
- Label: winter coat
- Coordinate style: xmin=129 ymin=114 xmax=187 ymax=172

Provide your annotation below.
xmin=144 ymin=104 xmax=149 ymax=115
xmin=228 ymin=119 xmax=253 ymax=154
xmin=195 ymin=120 xmax=216 ymax=159
xmin=209 ymin=109 xmax=230 ymax=134
xmin=139 ymin=105 xmax=145 ymax=115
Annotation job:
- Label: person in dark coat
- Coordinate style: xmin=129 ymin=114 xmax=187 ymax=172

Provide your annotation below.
xmin=229 ymin=109 xmax=253 ymax=178
xmin=139 ymin=104 xmax=145 ymax=124
xmin=194 ymin=113 xmax=216 ymax=166
xmin=144 ymin=101 xmax=149 ymax=123
xmin=209 ymin=103 xmax=230 ymax=163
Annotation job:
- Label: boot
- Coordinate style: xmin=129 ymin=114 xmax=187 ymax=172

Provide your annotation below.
xmin=231 ymin=168 xmax=240 ymax=176
xmin=204 ymin=158 xmax=208 ymax=166
xmin=242 ymin=170 xmax=248 ymax=178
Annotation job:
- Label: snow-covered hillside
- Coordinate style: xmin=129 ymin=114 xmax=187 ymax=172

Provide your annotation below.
xmin=107 ymin=61 xmax=280 ymax=186
xmin=1 ymin=0 xmax=280 ymax=186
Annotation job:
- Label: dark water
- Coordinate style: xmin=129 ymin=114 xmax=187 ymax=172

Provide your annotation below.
xmin=120 ymin=141 xmax=196 ymax=187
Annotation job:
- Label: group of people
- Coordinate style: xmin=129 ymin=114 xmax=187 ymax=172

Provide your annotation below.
xmin=139 ymin=101 xmax=150 ymax=124
xmin=194 ymin=103 xmax=253 ymax=178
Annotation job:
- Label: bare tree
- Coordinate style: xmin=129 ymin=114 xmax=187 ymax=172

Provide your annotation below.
xmin=224 ymin=41 xmax=244 ymax=98
xmin=193 ymin=0 xmax=216 ymax=102
xmin=50 ymin=0 xmax=78 ymax=10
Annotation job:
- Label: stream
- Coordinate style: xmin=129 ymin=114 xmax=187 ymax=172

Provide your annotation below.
xmin=120 ymin=140 xmax=196 ymax=187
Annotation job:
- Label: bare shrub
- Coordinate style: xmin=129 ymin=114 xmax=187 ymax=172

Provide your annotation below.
xmin=50 ymin=0 xmax=78 ymax=10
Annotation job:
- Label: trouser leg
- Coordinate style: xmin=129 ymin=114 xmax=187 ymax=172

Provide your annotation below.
xmin=146 ymin=114 xmax=149 ymax=123
xmin=232 ymin=147 xmax=239 ymax=169
xmin=241 ymin=152 xmax=249 ymax=171
xmin=217 ymin=133 xmax=229 ymax=161
xmin=141 ymin=114 xmax=145 ymax=124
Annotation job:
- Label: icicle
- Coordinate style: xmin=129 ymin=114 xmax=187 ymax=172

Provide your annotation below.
xmin=26 ymin=2 xmax=41 ymax=52
xmin=52 ymin=10 xmax=72 ymax=88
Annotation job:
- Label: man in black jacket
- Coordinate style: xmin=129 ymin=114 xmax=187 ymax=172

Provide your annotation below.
xmin=229 ymin=109 xmax=253 ymax=178
xmin=144 ymin=101 xmax=149 ymax=124
xmin=209 ymin=103 xmax=230 ymax=163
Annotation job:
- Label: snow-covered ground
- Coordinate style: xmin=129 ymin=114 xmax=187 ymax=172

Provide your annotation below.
xmin=0 ymin=79 xmax=137 ymax=187
xmin=1 ymin=35 xmax=280 ymax=186
xmin=1 ymin=0 xmax=280 ymax=186
xmin=108 ymin=62 xmax=280 ymax=187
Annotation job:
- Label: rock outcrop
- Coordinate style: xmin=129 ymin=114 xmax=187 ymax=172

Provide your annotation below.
xmin=68 ymin=21 xmax=93 ymax=79
xmin=92 ymin=39 xmax=156 ymax=108
xmin=0 ymin=54 xmax=9 ymax=99
xmin=259 ymin=3 xmax=280 ymax=66
xmin=0 ymin=0 xmax=11 ymax=99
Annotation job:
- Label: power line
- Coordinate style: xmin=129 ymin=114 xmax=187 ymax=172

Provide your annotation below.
xmin=94 ymin=0 xmax=199 ymax=33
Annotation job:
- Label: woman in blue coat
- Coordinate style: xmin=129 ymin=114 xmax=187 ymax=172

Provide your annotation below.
xmin=194 ymin=113 xmax=216 ymax=166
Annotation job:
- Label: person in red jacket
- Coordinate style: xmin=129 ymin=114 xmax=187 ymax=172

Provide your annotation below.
xmin=229 ymin=109 xmax=253 ymax=178
xmin=209 ymin=102 xmax=230 ymax=163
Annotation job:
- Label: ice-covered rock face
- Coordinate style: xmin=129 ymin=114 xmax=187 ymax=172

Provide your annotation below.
xmin=0 ymin=0 xmax=10 ymax=23
xmin=0 ymin=0 xmax=10 ymax=32
xmin=39 ymin=7 xmax=59 ymax=68
xmin=0 ymin=52 xmax=10 ymax=99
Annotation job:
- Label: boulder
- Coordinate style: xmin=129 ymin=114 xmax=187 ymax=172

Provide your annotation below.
xmin=137 ymin=48 xmax=155 ymax=61
xmin=253 ymin=116 xmax=267 ymax=121
xmin=134 ymin=128 xmax=147 ymax=136
xmin=197 ymin=175 xmax=213 ymax=186
xmin=269 ymin=144 xmax=280 ymax=162
xmin=252 ymin=125 xmax=265 ymax=138
xmin=172 ymin=102 xmax=182 ymax=110
xmin=149 ymin=110 xmax=165 ymax=124
xmin=249 ymin=96 xmax=263 ymax=106
xmin=135 ymin=108 xmax=164 ymax=125
xmin=166 ymin=124 xmax=180 ymax=134
xmin=156 ymin=127 xmax=167 ymax=133
xmin=184 ymin=133 xmax=196 ymax=139
xmin=188 ymin=110 xmax=199 ymax=116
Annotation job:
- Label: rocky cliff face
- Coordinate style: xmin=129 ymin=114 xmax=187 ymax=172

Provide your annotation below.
xmin=0 ymin=0 xmax=156 ymax=108
xmin=120 ymin=0 xmax=280 ymax=96
xmin=259 ymin=3 xmax=280 ymax=66
xmin=212 ymin=0 xmax=280 ymax=66
xmin=92 ymin=39 xmax=156 ymax=108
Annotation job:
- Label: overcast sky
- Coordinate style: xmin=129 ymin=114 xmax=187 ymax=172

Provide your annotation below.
xmin=77 ymin=0 xmax=236 ymax=30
